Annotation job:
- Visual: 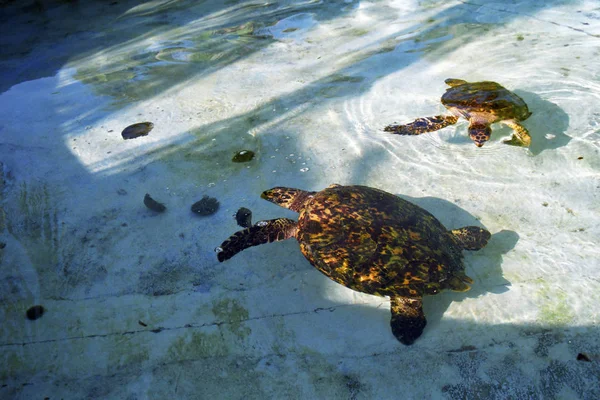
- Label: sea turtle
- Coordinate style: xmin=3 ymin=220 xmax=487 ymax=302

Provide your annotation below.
xmin=384 ymin=78 xmax=532 ymax=147
xmin=216 ymin=184 xmax=491 ymax=345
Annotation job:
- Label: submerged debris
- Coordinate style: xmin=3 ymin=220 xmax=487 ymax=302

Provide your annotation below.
xmin=577 ymin=353 xmax=591 ymax=362
xmin=191 ymin=195 xmax=219 ymax=216
xmin=144 ymin=193 xmax=166 ymax=212
xmin=122 ymin=122 xmax=154 ymax=139
xmin=235 ymin=207 xmax=252 ymax=228
xmin=26 ymin=305 xmax=45 ymax=321
xmin=232 ymin=150 xmax=255 ymax=163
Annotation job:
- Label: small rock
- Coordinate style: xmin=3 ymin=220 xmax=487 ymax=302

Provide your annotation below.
xmin=191 ymin=195 xmax=219 ymax=216
xmin=0 ymin=241 xmax=6 ymax=249
xmin=26 ymin=305 xmax=45 ymax=321
xmin=232 ymin=150 xmax=255 ymax=163
xmin=144 ymin=193 xmax=166 ymax=212
xmin=122 ymin=122 xmax=154 ymax=140
xmin=577 ymin=353 xmax=591 ymax=362
xmin=117 ymin=188 xmax=128 ymax=195
xmin=235 ymin=207 xmax=252 ymax=228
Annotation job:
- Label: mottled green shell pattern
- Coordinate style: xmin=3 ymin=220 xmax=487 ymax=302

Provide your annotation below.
xmin=441 ymin=80 xmax=531 ymax=122
xmin=296 ymin=185 xmax=471 ymax=298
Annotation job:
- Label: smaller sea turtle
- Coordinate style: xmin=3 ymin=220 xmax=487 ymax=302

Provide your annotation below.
xmin=216 ymin=184 xmax=491 ymax=345
xmin=384 ymin=78 xmax=532 ymax=147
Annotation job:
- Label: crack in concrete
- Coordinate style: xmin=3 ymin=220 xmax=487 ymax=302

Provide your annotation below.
xmin=457 ymin=0 xmax=600 ymax=38
xmin=0 ymin=302 xmax=378 ymax=348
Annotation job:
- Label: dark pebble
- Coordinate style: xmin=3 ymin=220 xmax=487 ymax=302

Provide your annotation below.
xmin=232 ymin=150 xmax=255 ymax=163
xmin=577 ymin=353 xmax=591 ymax=362
xmin=0 ymin=241 xmax=6 ymax=249
xmin=191 ymin=195 xmax=219 ymax=216
xmin=122 ymin=122 xmax=154 ymax=140
xmin=144 ymin=193 xmax=166 ymax=212
xmin=235 ymin=207 xmax=252 ymax=228
xmin=26 ymin=305 xmax=45 ymax=320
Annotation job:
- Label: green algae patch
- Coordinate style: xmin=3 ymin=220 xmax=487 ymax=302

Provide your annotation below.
xmin=535 ymin=279 xmax=575 ymax=326
xmin=109 ymin=336 xmax=150 ymax=368
xmin=212 ymin=298 xmax=251 ymax=339
xmin=7 ymin=182 xmax=60 ymax=280
xmin=325 ymin=74 xmax=365 ymax=84
xmin=167 ymin=328 xmax=229 ymax=360
xmin=2 ymin=352 xmax=25 ymax=381
xmin=155 ymin=113 xmax=264 ymax=185
xmin=0 ymin=162 xmax=6 ymax=232
xmin=299 ymin=348 xmax=367 ymax=399
xmin=318 ymin=74 xmax=365 ymax=98
xmin=538 ymin=291 xmax=574 ymax=326
xmin=70 ymin=20 xmax=269 ymax=107
xmin=347 ymin=28 xmax=369 ymax=37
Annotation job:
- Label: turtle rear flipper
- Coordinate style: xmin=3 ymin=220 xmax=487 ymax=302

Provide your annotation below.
xmin=451 ymin=226 xmax=491 ymax=250
xmin=217 ymin=218 xmax=297 ymax=262
xmin=384 ymin=115 xmax=459 ymax=136
xmin=390 ymin=296 xmax=426 ymax=345
xmin=501 ymin=119 xmax=531 ymax=147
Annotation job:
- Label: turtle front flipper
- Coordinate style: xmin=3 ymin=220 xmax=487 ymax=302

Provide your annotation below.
xmin=384 ymin=115 xmax=459 ymax=136
xmin=390 ymin=296 xmax=426 ymax=345
xmin=217 ymin=218 xmax=297 ymax=262
xmin=450 ymin=226 xmax=491 ymax=250
xmin=501 ymin=119 xmax=531 ymax=147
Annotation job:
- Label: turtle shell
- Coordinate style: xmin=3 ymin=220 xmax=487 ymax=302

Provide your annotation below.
xmin=296 ymin=185 xmax=467 ymax=297
xmin=441 ymin=80 xmax=531 ymax=123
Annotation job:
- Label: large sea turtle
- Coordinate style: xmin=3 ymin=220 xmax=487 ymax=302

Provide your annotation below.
xmin=384 ymin=78 xmax=532 ymax=147
xmin=216 ymin=184 xmax=491 ymax=345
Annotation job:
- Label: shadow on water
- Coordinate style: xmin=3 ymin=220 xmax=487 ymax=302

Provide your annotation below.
xmin=0 ymin=0 xmax=357 ymax=95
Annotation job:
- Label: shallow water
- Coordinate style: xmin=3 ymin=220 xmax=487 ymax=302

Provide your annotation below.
xmin=1 ymin=0 xmax=599 ymax=398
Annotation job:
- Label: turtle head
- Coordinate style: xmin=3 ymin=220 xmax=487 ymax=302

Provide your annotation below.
xmin=261 ymin=187 xmax=315 ymax=212
xmin=468 ymin=123 xmax=492 ymax=147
